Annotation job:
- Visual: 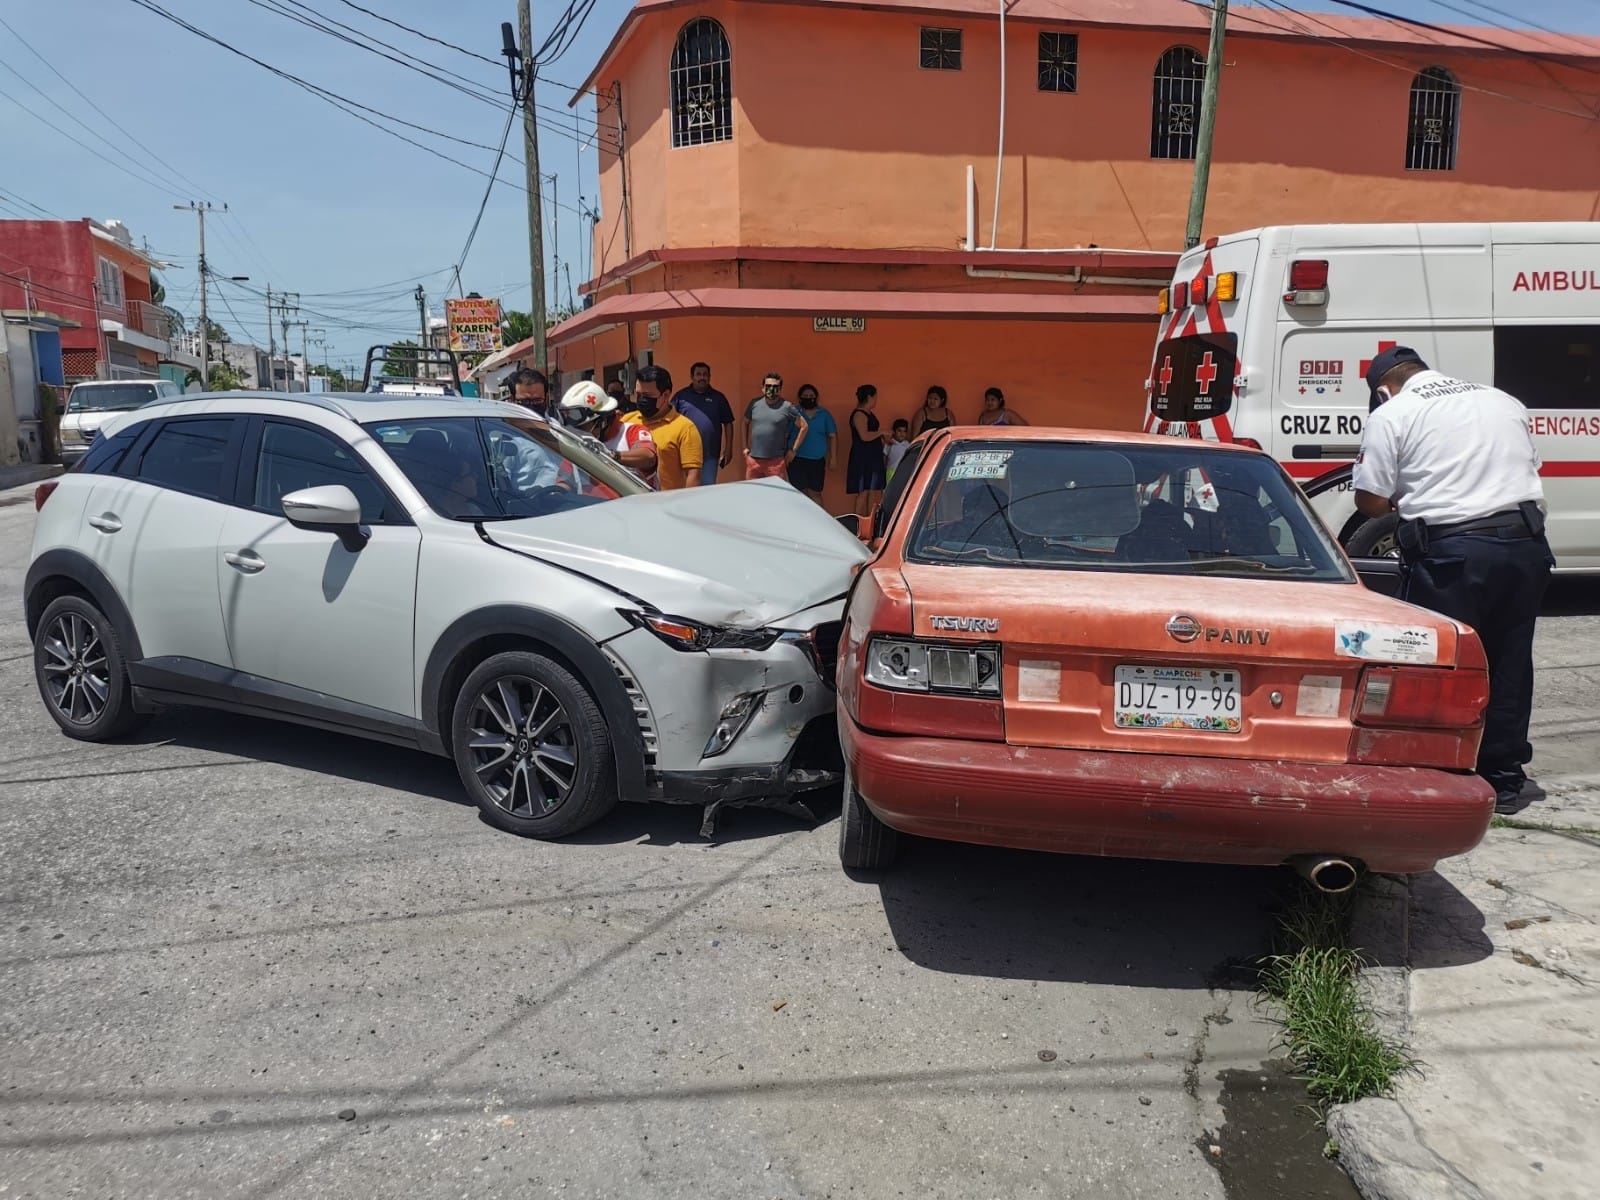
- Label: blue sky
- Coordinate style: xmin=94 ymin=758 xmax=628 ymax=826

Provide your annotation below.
xmin=2 ymin=0 xmax=1595 ymax=370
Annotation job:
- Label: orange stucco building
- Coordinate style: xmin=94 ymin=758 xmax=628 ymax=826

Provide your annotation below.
xmin=544 ymin=0 xmax=1600 ymax=506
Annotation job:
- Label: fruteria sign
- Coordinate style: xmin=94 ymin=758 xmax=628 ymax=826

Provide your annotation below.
xmin=447 ymin=297 xmax=504 ymax=355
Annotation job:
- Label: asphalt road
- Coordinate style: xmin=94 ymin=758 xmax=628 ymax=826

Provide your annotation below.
xmin=2 ymin=480 xmax=1595 ymax=1200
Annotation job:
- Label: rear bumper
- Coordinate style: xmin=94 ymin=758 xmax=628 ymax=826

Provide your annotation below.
xmin=841 ymin=715 xmax=1493 ymax=874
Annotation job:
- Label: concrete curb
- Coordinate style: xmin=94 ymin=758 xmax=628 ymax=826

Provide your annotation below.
xmin=1325 ymin=874 xmax=1486 ymax=1200
xmin=1327 ymin=1099 xmax=1489 ymax=1200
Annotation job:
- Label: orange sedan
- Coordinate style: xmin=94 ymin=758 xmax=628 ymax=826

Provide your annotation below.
xmin=836 ymin=428 xmax=1495 ymax=888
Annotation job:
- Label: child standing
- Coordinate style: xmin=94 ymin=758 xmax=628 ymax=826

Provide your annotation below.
xmin=885 ymin=418 xmax=913 ymax=479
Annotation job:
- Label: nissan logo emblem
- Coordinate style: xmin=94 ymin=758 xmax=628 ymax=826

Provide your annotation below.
xmin=1166 ymin=614 xmax=1201 ymax=642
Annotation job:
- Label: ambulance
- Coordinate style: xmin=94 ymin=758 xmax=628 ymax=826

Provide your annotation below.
xmin=1145 ymin=223 xmax=1600 ymax=571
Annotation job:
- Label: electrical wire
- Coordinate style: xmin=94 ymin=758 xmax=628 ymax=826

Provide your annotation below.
xmin=329 ymin=0 xmax=502 ymax=68
xmin=451 ymin=105 xmax=519 ymax=296
xmin=0 ymin=186 xmax=57 ymax=218
xmin=1315 ymin=0 xmax=1600 ymax=78
xmin=0 ymin=77 xmax=192 ymax=201
xmin=0 ymin=12 xmax=222 ymax=204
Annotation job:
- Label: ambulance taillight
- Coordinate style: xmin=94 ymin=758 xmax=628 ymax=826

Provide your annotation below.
xmin=1189 ymin=277 xmax=1207 ymax=305
xmin=1157 ymin=288 xmax=1170 ymax=314
xmin=1214 ymin=272 xmax=1238 ymax=301
xmin=1284 ymin=260 xmax=1329 ymax=306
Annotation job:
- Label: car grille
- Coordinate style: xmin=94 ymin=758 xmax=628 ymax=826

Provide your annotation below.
xmin=605 ymin=650 xmax=659 ymax=781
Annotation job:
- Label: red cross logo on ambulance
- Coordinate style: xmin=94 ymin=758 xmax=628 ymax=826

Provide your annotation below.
xmin=1194 ymin=352 xmax=1219 ymax=395
xmin=1158 ymin=356 xmax=1174 ymax=396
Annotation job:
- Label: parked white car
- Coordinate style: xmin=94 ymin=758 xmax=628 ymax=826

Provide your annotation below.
xmin=25 ymin=392 xmax=865 ymax=837
xmin=57 ymin=379 xmax=184 ymax=462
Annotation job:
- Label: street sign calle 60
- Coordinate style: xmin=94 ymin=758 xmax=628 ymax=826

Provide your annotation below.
xmin=814 ymin=316 xmax=866 ymax=333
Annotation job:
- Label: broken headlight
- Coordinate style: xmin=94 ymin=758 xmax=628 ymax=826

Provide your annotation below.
xmin=624 ymin=610 xmax=781 ymax=653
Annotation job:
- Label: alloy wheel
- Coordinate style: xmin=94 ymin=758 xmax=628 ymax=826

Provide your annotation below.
xmin=465 ymin=676 xmax=581 ymax=818
xmin=40 ymin=612 xmax=110 ymax=726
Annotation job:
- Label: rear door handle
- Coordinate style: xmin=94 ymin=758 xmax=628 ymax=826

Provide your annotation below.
xmin=88 ymin=513 xmax=122 ymax=533
xmin=223 ymin=550 xmax=266 ymax=575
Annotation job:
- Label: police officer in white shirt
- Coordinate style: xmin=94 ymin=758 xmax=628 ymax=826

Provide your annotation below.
xmin=1353 ymin=346 xmax=1554 ymax=813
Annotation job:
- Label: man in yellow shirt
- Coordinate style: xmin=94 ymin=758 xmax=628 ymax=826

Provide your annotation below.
xmin=624 ymin=365 xmax=703 ymax=489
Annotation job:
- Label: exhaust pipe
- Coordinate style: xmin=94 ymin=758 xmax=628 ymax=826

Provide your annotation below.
xmin=1292 ymin=855 xmax=1360 ymax=894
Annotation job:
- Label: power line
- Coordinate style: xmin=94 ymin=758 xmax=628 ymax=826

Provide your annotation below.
xmin=328 ymin=0 xmax=502 ymax=68
xmin=0 ymin=185 xmax=57 ymax=218
xmin=0 ymin=78 xmax=192 ymax=200
xmin=452 ymin=106 xmax=519 ymax=295
xmin=1315 ymin=0 xmax=1600 ymax=79
xmin=0 ymin=11 xmax=221 ymax=204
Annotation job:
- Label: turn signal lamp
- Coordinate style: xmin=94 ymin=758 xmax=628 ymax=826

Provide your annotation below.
xmin=1214 ymin=271 xmax=1238 ymax=302
xmin=1157 ymin=288 xmax=1170 ymax=314
xmin=1354 ymin=666 xmax=1488 ymax=729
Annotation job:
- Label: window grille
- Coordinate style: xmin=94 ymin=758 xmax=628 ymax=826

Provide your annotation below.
xmin=1151 ymin=47 xmax=1205 ymax=160
xmin=670 ymin=18 xmax=732 ymax=148
xmin=97 ymin=257 xmax=124 ymax=308
xmin=920 ymin=27 xmax=962 ymax=71
xmin=1407 ymin=67 xmax=1460 ymax=171
xmin=1038 ymin=32 xmax=1078 ymax=93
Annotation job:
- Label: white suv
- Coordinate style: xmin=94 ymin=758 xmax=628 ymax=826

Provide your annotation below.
xmin=26 ymin=392 xmax=864 ymax=837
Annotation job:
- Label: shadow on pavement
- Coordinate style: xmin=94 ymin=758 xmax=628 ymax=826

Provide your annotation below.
xmin=867 ymin=836 xmax=1289 ymax=991
xmin=1407 ymin=869 xmax=1494 ymax=970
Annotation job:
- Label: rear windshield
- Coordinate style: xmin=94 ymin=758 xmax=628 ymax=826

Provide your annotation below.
xmin=907 ymin=440 xmax=1353 ymax=582
xmin=67 ymin=383 xmax=157 ymax=412
xmin=1149 ymin=332 xmax=1237 ymax=422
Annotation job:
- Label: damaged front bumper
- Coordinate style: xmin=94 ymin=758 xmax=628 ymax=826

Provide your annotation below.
xmin=603 ymin=625 xmax=845 ymax=819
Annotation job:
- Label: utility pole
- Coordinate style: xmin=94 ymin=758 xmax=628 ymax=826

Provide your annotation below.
xmin=1185 ymin=0 xmax=1228 ymax=249
xmin=175 ymin=201 xmax=223 ymax=389
xmin=265 ymin=284 xmax=275 ymax=390
xmin=415 ymin=284 xmax=427 ymax=378
xmin=505 ymin=7 xmax=547 ymax=371
xmin=272 ymin=291 xmax=299 ymax=391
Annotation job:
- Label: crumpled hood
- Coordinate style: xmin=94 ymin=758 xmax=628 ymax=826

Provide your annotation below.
xmin=482 ymin=478 xmax=869 ymax=628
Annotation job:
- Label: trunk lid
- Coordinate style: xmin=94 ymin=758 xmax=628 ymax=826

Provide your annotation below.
xmin=899 ymin=563 xmax=1462 ymax=764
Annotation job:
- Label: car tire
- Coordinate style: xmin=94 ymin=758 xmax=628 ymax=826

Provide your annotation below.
xmin=839 ymin=763 xmax=899 ymax=871
xmin=451 ymin=650 xmax=617 ymax=839
xmin=1345 ymin=513 xmax=1401 ymax=559
xmin=33 ymin=594 xmax=147 ymax=741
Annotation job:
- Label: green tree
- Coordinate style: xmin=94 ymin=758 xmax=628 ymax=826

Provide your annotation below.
xmin=150 ymin=273 xmax=166 ymax=305
xmin=311 ymin=365 xmax=350 ymax=390
xmin=382 ymin=340 xmax=420 ymax=378
xmin=186 ymin=362 xmax=245 ymax=391
xmin=502 ymin=310 xmax=532 ymax=345
xmin=202 ymin=318 xmax=230 ymax=344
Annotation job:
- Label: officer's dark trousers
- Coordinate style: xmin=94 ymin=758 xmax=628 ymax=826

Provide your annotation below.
xmin=1402 ymin=530 xmax=1553 ymax=796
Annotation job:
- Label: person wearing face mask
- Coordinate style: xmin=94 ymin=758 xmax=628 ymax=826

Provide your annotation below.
xmin=785 ymin=383 xmax=837 ymax=504
xmin=743 ymin=372 xmax=809 ymax=482
xmin=622 ymin=364 xmax=703 ymax=489
xmin=508 ymin=368 xmax=551 ymax=418
xmin=1354 ymin=345 xmax=1552 ymax=814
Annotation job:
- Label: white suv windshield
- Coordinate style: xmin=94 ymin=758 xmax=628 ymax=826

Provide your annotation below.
xmin=68 ymin=384 xmax=157 ymax=412
xmin=367 ymin=416 xmax=649 ymax=521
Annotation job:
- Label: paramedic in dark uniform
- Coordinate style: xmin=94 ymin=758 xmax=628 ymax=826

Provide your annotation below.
xmin=1353 ymin=346 xmax=1553 ymax=813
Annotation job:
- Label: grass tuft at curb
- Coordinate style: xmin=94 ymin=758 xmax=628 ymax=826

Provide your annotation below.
xmin=1259 ymin=882 xmax=1416 ymax=1109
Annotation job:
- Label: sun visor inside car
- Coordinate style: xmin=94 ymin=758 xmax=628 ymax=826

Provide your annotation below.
xmin=1006 ymin=447 xmax=1140 ymax=539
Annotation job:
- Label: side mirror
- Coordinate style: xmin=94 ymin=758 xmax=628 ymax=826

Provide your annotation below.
xmin=1348 ymin=556 xmax=1402 ymax=597
xmin=282 ymin=485 xmax=368 ymax=550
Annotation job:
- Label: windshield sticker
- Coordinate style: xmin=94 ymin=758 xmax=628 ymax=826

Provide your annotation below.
xmin=947 ymin=450 xmax=1012 ymax=481
xmin=1334 ymin=623 xmax=1439 ymax=665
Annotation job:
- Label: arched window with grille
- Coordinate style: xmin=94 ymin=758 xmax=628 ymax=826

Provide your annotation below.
xmin=1151 ymin=47 xmax=1205 ymax=160
xmin=1407 ymin=67 xmax=1460 ymax=171
xmin=670 ymin=18 xmax=732 ymax=149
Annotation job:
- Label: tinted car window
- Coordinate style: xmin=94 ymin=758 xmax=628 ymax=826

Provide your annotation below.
xmin=1148 ymin=332 xmax=1237 ymax=422
xmin=67 ymin=383 xmax=158 ymax=412
xmin=908 ymin=440 xmax=1352 ymax=581
xmin=254 ymin=422 xmax=391 ymax=523
xmin=367 ymin=416 xmax=648 ymax=521
xmin=134 ymin=419 xmax=235 ymax=501
xmin=76 ymin=423 xmax=145 ymax=476
xmin=878 ymin=441 xmax=925 ymax=533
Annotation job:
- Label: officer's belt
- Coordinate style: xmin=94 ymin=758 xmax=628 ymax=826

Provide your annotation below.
xmin=1425 ymin=509 xmax=1531 ymax=538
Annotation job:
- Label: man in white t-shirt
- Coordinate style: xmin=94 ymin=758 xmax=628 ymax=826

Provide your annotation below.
xmin=1353 ymin=346 xmax=1553 ymax=812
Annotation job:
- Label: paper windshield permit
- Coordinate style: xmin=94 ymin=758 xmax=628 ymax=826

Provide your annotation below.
xmin=1333 ymin=623 xmax=1439 ymax=665
xmin=947 ymin=450 xmax=1012 ymax=481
